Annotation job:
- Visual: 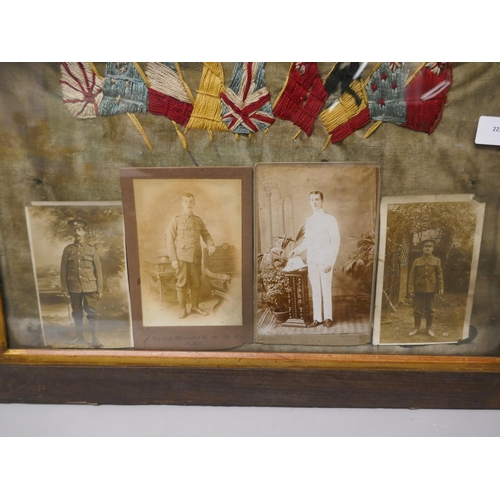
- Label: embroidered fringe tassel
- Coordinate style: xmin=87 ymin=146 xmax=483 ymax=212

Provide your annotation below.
xmin=88 ymin=62 xmax=104 ymax=80
xmin=60 ymin=63 xmax=103 ymax=119
xmin=273 ymin=62 xmax=328 ymax=137
xmin=185 ymin=62 xmax=228 ymax=136
xmin=126 ymin=113 xmax=153 ymax=150
xmin=220 ymin=62 xmax=275 ymax=136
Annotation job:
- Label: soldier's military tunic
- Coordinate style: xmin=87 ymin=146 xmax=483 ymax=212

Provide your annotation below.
xmin=60 ymin=241 xmax=103 ymax=321
xmin=166 ymin=213 xmax=215 ymax=290
xmin=408 ymin=254 xmax=444 ymax=318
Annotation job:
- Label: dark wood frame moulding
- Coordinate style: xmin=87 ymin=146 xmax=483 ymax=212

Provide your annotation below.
xmin=1 ymin=291 xmax=500 ymax=408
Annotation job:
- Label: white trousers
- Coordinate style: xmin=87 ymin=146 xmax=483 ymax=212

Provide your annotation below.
xmin=308 ymin=263 xmax=333 ymax=322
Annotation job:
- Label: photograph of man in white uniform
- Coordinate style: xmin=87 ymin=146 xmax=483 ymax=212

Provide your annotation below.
xmin=289 ymin=191 xmax=341 ymax=328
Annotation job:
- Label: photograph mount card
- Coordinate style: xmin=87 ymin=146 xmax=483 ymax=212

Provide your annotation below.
xmin=255 ymin=162 xmax=380 ymax=346
xmin=120 ymin=166 xmax=253 ymax=351
xmin=373 ymin=194 xmax=485 ymax=346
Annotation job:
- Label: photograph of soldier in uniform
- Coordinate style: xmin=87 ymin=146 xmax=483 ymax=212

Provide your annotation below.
xmin=60 ymin=219 xmax=104 ymax=347
xmin=26 ymin=203 xmax=133 ymax=349
xmin=373 ymin=195 xmax=485 ymax=345
xmin=167 ymin=193 xmax=216 ymax=320
xmin=255 ymin=163 xmax=379 ymax=346
xmin=407 ymin=239 xmax=444 ymax=338
xmin=130 ymin=177 xmax=243 ymax=329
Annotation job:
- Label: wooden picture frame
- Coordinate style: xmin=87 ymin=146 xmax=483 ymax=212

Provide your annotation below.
xmin=1 ymin=287 xmax=500 ymax=408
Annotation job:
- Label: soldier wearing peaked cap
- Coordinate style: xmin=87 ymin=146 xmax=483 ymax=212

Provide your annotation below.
xmin=60 ymin=219 xmax=103 ymax=347
xmin=166 ymin=193 xmax=216 ymax=318
xmin=408 ymin=238 xmax=444 ymax=338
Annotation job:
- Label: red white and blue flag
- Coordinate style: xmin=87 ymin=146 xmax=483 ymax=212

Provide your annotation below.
xmin=220 ymin=62 xmax=275 ymax=135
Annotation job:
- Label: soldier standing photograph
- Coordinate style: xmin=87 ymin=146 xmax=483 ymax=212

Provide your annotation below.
xmin=408 ymin=239 xmax=444 ymax=337
xmin=129 ymin=175 xmax=244 ymax=337
xmin=167 ymin=193 xmax=216 ymax=319
xmin=60 ymin=219 xmax=103 ymax=348
xmin=26 ymin=203 xmax=133 ymax=349
xmin=374 ymin=195 xmax=485 ymax=345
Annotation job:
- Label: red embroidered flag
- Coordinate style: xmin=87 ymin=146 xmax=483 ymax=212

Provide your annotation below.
xmin=273 ymin=63 xmax=328 ymax=136
xmin=402 ymin=63 xmax=452 ymax=133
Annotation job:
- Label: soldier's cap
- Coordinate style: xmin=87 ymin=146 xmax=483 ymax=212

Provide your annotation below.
xmin=421 ymin=239 xmax=436 ymax=246
xmin=68 ymin=219 xmax=87 ymax=229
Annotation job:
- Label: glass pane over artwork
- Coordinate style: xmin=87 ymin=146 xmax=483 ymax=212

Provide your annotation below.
xmin=1 ymin=62 xmax=499 ymax=356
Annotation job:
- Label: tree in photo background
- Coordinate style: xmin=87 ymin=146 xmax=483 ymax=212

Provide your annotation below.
xmin=30 ymin=206 xmax=126 ymax=288
xmin=382 ymin=202 xmax=477 ymax=318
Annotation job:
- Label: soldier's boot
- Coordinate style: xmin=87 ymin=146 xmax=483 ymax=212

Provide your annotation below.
xmin=426 ymin=316 xmax=435 ymax=337
xmin=177 ymin=290 xmax=187 ymax=319
xmin=70 ymin=318 xmax=86 ymax=346
xmin=89 ymin=320 xmax=103 ymax=348
xmin=190 ymin=288 xmax=208 ymax=316
xmin=408 ymin=316 xmax=422 ymax=336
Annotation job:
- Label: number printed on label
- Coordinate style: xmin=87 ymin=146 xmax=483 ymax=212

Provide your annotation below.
xmin=476 ymin=116 xmax=500 ymax=146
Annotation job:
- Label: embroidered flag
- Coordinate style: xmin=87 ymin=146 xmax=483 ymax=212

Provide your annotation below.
xmin=98 ymin=62 xmax=148 ymax=116
xmin=320 ymin=63 xmax=371 ymax=146
xmin=220 ymin=62 xmax=275 ymax=135
xmin=60 ymin=63 xmax=103 ymax=119
xmin=146 ymin=62 xmax=194 ymax=127
xmin=60 ymin=62 xmax=153 ymax=150
xmin=273 ymin=62 xmax=328 ymax=137
xmin=402 ymin=62 xmax=452 ymax=133
xmin=185 ymin=63 xmax=228 ymax=135
xmin=323 ymin=63 xmax=363 ymax=108
xmin=365 ymin=62 xmax=407 ymax=126
xmin=364 ymin=62 xmax=452 ymax=138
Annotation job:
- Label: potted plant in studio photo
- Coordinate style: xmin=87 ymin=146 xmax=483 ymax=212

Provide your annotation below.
xmin=257 ymin=229 xmax=304 ymax=323
xmin=342 ymin=231 xmax=376 ymax=313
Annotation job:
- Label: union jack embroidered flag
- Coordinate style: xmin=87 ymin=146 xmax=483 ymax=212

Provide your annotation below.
xmin=220 ymin=62 xmax=275 ymax=135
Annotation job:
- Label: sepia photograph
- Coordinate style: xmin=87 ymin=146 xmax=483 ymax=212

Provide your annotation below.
xmin=373 ymin=195 xmax=485 ymax=345
xmin=26 ymin=202 xmax=133 ymax=349
xmin=255 ymin=162 xmax=379 ymax=346
xmin=120 ymin=167 xmax=253 ymax=350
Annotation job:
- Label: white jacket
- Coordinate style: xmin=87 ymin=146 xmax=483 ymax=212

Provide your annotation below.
xmin=293 ymin=209 xmax=340 ymax=266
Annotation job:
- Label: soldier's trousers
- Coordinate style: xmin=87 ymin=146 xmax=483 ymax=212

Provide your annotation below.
xmin=69 ymin=291 xmax=99 ymax=321
xmin=175 ymin=260 xmax=202 ymax=292
xmin=413 ymin=292 xmax=436 ymax=319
